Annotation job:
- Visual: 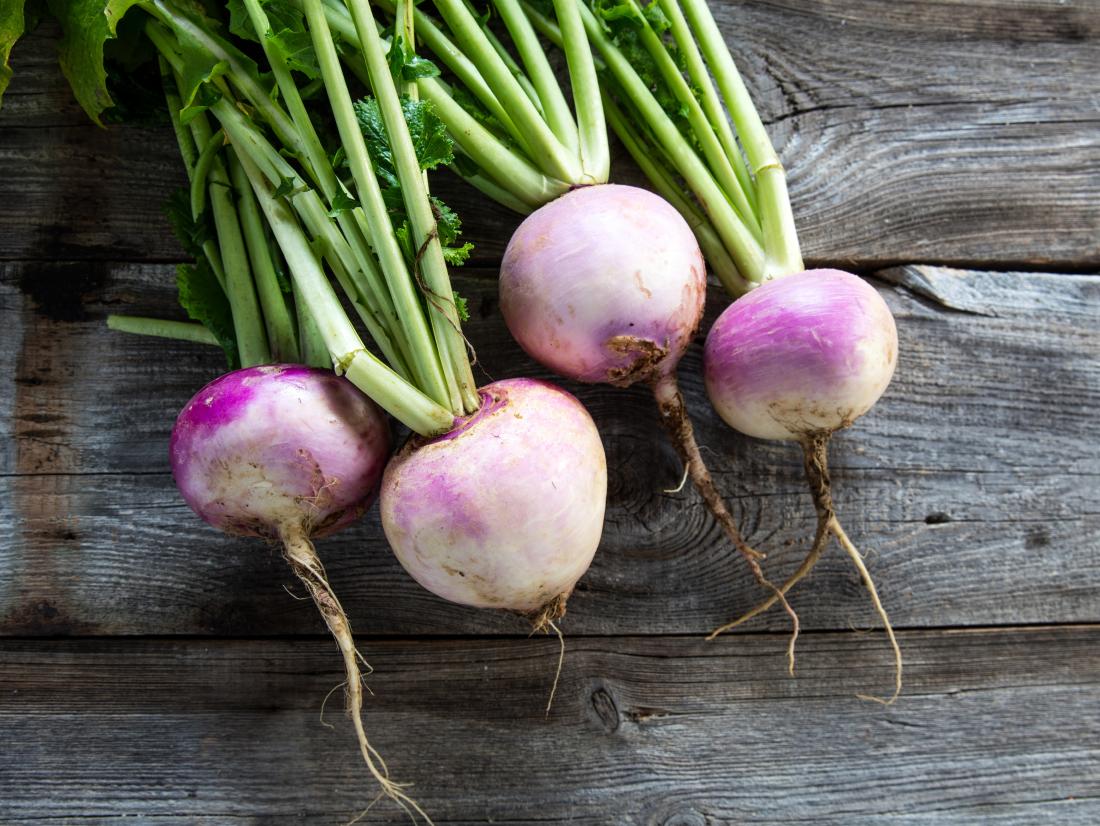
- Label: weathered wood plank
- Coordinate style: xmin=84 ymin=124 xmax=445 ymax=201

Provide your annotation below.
xmin=0 ymin=628 xmax=1097 ymax=824
xmin=2 ymin=262 xmax=1097 ymax=637
xmin=0 ymin=2 xmax=1098 ymax=267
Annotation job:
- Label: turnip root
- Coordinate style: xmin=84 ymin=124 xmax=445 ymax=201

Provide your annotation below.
xmin=704 ymin=270 xmax=902 ymax=701
xmin=169 ymin=365 xmax=419 ymax=802
xmin=380 ymin=378 xmax=607 ymax=628
xmin=573 ymin=0 xmax=907 ymax=698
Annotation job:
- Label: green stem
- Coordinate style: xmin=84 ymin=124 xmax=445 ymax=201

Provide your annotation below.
xmin=581 ymin=3 xmax=766 ymax=282
xmin=394 ymin=0 xmax=416 ymax=98
xmin=656 ymin=0 xmax=756 ymax=214
xmin=325 ymin=0 xmax=530 ymax=154
xmin=432 ymin=0 xmax=581 ymax=184
xmin=550 ymin=0 xmax=608 ymax=183
xmin=148 ymin=0 xmax=315 ymax=182
xmin=159 ymin=56 xmax=198 ymax=177
xmin=107 ymin=315 xmax=219 ymax=346
xmin=210 ymin=165 xmax=271 ymax=367
xmin=227 ymin=148 xmax=300 ymax=362
xmin=450 ymin=156 xmax=538 ymax=214
xmin=420 ymin=75 xmax=569 ymax=207
xmin=344 ymin=0 xmax=480 ymax=412
xmin=187 ymin=125 xmax=227 ymax=290
xmin=324 ymin=0 xmax=573 ymax=210
xmin=302 ymin=0 xmax=454 ymax=407
xmin=628 ymin=0 xmax=760 ymax=238
xmin=679 ymin=0 xmax=802 ymax=278
xmin=242 ymin=0 xmax=414 ymax=372
xmin=241 ymin=0 xmax=338 ymax=198
xmin=295 ymin=289 xmax=331 ymax=368
xmin=212 ymin=96 xmax=413 ymax=381
xmin=492 ymin=0 xmax=578 ymax=153
xmin=189 ymin=121 xmax=270 ymax=367
xmin=476 ymin=3 xmax=545 ymax=115
xmin=235 ymin=147 xmax=455 ymax=436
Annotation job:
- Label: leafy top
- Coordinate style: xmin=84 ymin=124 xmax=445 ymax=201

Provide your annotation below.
xmin=227 ymin=0 xmax=320 ymax=79
xmin=46 ymin=0 xmax=146 ymax=124
xmin=0 ymin=0 xmax=29 ymax=107
xmin=354 ymin=95 xmax=472 ymax=266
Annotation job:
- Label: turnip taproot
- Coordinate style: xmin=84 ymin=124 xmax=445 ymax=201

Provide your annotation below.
xmin=703 ymin=270 xmax=901 ymax=699
xmin=171 ymin=365 xmax=407 ymax=796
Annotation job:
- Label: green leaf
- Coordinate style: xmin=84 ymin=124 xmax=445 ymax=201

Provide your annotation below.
xmin=393 ymin=220 xmax=415 ymax=262
xmin=442 ymin=242 xmax=473 ymax=266
xmin=0 ymin=0 xmax=28 ymax=107
xmin=46 ymin=0 xmax=146 ymax=125
xmin=589 ymin=0 xmax=692 ymax=142
xmin=273 ymin=174 xmax=298 ymax=197
xmin=430 ymin=196 xmax=461 ymax=247
xmin=450 ymin=152 xmax=480 ymax=179
xmin=326 ymin=190 xmax=359 ymax=217
xmin=177 ymin=259 xmax=239 ymax=368
xmin=178 ymin=74 xmax=224 ymax=124
xmin=273 ymin=263 xmax=292 ymax=294
xmin=450 ymin=86 xmax=507 ymax=138
xmin=165 ymin=188 xmax=214 ymax=258
xmin=354 ymin=95 xmax=454 ymax=187
xmin=353 ymin=97 xmax=393 ymax=183
xmin=403 ymin=95 xmax=454 ymax=171
xmin=226 ymin=0 xmax=258 ymax=42
xmin=262 ymin=0 xmax=320 ymax=79
xmin=452 ymin=291 xmax=469 ymax=322
xmin=230 ymin=0 xmax=319 ymax=78
xmin=352 ymin=95 xmax=472 ymax=268
xmin=387 ymin=34 xmax=440 ymax=83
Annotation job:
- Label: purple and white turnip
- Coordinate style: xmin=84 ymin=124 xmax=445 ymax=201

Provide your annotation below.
xmin=381 ymin=378 xmax=607 ymax=624
xmin=703 ymin=270 xmax=902 ymax=700
xmin=170 ymin=364 xmax=403 ymax=782
xmin=580 ymin=0 xmax=904 ymax=697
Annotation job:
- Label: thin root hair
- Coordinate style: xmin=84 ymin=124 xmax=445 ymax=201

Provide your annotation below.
xmin=707 ymin=435 xmax=902 ymax=702
xmin=545 ymin=619 xmax=566 ymax=716
xmin=653 ymin=375 xmax=800 ymax=671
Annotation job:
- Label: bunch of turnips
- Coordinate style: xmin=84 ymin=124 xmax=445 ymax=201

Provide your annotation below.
xmin=1 ymin=0 xmax=903 ymax=819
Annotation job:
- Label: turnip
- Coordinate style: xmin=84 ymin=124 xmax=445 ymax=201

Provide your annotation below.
xmin=381 ymin=377 xmax=606 ymax=623
xmin=571 ymin=0 xmax=903 ymax=697
xmin=702 ymin=271 xmax=901 ymax=700
xmin=170 ymin=365 xmax=406 ymax=791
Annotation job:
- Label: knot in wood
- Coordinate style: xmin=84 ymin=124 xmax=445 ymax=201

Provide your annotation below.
xmin=589 ymin=685 xmax=620 ymax=734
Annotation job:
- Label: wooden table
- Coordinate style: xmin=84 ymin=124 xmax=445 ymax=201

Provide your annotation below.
xmin=2 ymin=2 xmax=1098 ymax=823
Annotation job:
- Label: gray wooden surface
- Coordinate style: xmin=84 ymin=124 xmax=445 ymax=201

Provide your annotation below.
xmin=2 ymin=1 xmax=1099 ymax=823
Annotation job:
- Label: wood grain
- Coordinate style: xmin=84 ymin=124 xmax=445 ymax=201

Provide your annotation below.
xmin=1 ymin=2 xmax=1098 ymax=268
xmin=1 ymin=627 xmax=1098 ymax=824
xmin=2 ymin=261 xmax=1097 ymax=637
